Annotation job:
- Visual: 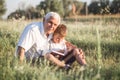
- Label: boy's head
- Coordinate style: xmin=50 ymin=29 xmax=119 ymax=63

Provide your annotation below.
xmin=52 ymin=24 xmax=67 ymax=43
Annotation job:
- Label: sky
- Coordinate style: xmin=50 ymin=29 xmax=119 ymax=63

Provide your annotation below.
xmin=2 ymin=0 xmax=91 ymax=19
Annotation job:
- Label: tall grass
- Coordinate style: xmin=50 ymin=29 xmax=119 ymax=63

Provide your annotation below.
xmin=0 ymin=18 xmax=120 ymax=80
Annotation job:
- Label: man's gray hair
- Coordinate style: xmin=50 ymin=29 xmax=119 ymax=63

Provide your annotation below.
xmin=44 ymin=12 xmax=61 ymax=25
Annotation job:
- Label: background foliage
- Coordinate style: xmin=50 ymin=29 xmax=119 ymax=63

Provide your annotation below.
xmin=0 ymin=0 xmax=6 ymax=18
xmin=3 ymin=0 xmax=120 ymax=20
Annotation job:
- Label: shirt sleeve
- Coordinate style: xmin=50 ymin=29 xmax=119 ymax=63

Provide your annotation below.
xmin=17 ymin=26 xmax=36 ymax=52
xmin=42 ymin=50 xmax=52 ymax=56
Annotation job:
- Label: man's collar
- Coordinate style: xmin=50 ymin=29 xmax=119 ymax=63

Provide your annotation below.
xmin=40 ymin=23 xmax=45 ymax=36
xmin=41 ymin=23 xmax=53 ymax=41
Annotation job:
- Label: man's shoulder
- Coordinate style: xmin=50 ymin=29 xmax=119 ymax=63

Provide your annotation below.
xmin=26 ymin=22 xmax=43 ymax=31
xmin=29 ymin=22 xmax=42 ymax=28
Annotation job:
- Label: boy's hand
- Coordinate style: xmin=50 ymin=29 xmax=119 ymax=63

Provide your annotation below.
xmin=65 ymin=41 xmax=77 ymax=51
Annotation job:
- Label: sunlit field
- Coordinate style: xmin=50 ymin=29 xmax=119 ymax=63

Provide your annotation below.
xmin=0 ymin=17 xmax=120 ymax=80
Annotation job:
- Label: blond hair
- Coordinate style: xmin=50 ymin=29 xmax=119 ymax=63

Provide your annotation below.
xmin=53 ymin=24 xmax=67 ymax=37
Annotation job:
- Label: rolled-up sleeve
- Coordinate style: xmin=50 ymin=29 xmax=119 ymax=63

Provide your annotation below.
xmin=17 ymin=26 xmax=36 ymax=52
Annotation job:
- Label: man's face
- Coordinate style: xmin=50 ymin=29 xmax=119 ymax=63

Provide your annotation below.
xmin=52 ymin=33 xmax=64 ymax=43
xmin=44 ymin=17 xmax=59 ymax=35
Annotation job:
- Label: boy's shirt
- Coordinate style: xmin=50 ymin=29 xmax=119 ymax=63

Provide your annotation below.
xmin=48 ymin=39 xmax=67 ymax=55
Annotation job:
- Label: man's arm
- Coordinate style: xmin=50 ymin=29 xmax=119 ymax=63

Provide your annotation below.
xmin=17 ymin=46 xmax=25 ymax=64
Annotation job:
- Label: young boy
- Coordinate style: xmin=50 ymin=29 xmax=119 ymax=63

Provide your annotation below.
xmin=45 ymin=24 xmax=87 ymax=68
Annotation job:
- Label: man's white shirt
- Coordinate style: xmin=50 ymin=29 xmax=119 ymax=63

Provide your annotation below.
xmin=16 ymin=22 xmax=52 ymax=59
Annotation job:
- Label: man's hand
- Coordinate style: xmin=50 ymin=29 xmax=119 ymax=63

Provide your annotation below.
xmin=17 ymin=46 xmax=25 ymax=64
xmin=44 ymin=53 xmax=66 ymax=67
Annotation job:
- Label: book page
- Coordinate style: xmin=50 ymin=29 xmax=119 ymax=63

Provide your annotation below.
xmin=51 ymin=50 xmax=65 ymax=56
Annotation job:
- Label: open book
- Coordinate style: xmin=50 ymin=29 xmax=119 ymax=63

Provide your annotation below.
xmin=51 ymin=50 xmax=66 ymax=56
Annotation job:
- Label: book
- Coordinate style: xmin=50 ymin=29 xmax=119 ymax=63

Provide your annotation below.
xmin=51 ymin=50 xmax=65 ymax=56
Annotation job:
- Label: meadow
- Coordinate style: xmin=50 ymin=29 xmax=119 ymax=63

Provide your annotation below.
xmin=0 ymin=17 xmax=120 ymax=80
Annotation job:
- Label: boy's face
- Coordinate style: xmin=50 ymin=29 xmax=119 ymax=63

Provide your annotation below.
xmin=52 ymin=33 xmax=64 ymax=43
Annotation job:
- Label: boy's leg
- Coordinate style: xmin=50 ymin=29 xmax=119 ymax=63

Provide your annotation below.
xmin=52 ymin=48 xmax=87 ymax=66
xmin=59 ymin=50 xmax=76 ymax=65
xmin=73 ymin=48 xmax=87 ymax=65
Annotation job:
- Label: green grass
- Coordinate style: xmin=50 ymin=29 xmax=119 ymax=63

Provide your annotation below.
xmin=0 ymin=19 xmax=120 ymax=80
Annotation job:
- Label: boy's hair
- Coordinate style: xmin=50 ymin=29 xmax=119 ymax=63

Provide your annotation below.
xmin=53 ymin=24 xmax=67 ymax=37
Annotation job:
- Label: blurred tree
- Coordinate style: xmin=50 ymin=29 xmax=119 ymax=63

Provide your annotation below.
xmin=71 ymin=3 xmax=76 ymax=16
xmin=50 ymin=0 xmax=64 ymax=17
xmin=25 ymin=5 xmax=38 ymax=19
xmin=7 ymin=10 xmax=25 ymax=19
xmin=36 ymin=0 xmax=64 ymax=17
xmin=88 ymin=1 xmax=101 ymax=14
xmin=8 ymin=5 xmax=40 ymax=20
xmin=88 ymin=0 xmax=110 ymax=15
xmin=80 ymin=2 xmax=88 ymax=15
xmin=62 ymin=0 xmax=84 ymax=17
xmin=72 ymin=1 xmax=84 ymax=15
xmin=100 ymin=0 xmax=110 ymax=14
xmin=36 ymin=0 xmax=85 ymax=18
xmin=61 ymin=0 xmax=72 ymax=17
xmin=110 ymin=0 xmax=120 ymax=14
xmin=36 ymin=1 xmax=46 ymax=17
xmin=0 ymin=0 xmax=6 ymax=18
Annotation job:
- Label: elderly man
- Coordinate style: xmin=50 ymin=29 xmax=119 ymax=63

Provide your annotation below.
xmin=16 ymin=12 xmax=67 ymax=67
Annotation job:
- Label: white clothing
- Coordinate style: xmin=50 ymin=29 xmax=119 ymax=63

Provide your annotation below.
xmin=48 ymin=39 xmax=67 ymax=55
xmin=15 ymin=22 xmax=52 ymax=59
